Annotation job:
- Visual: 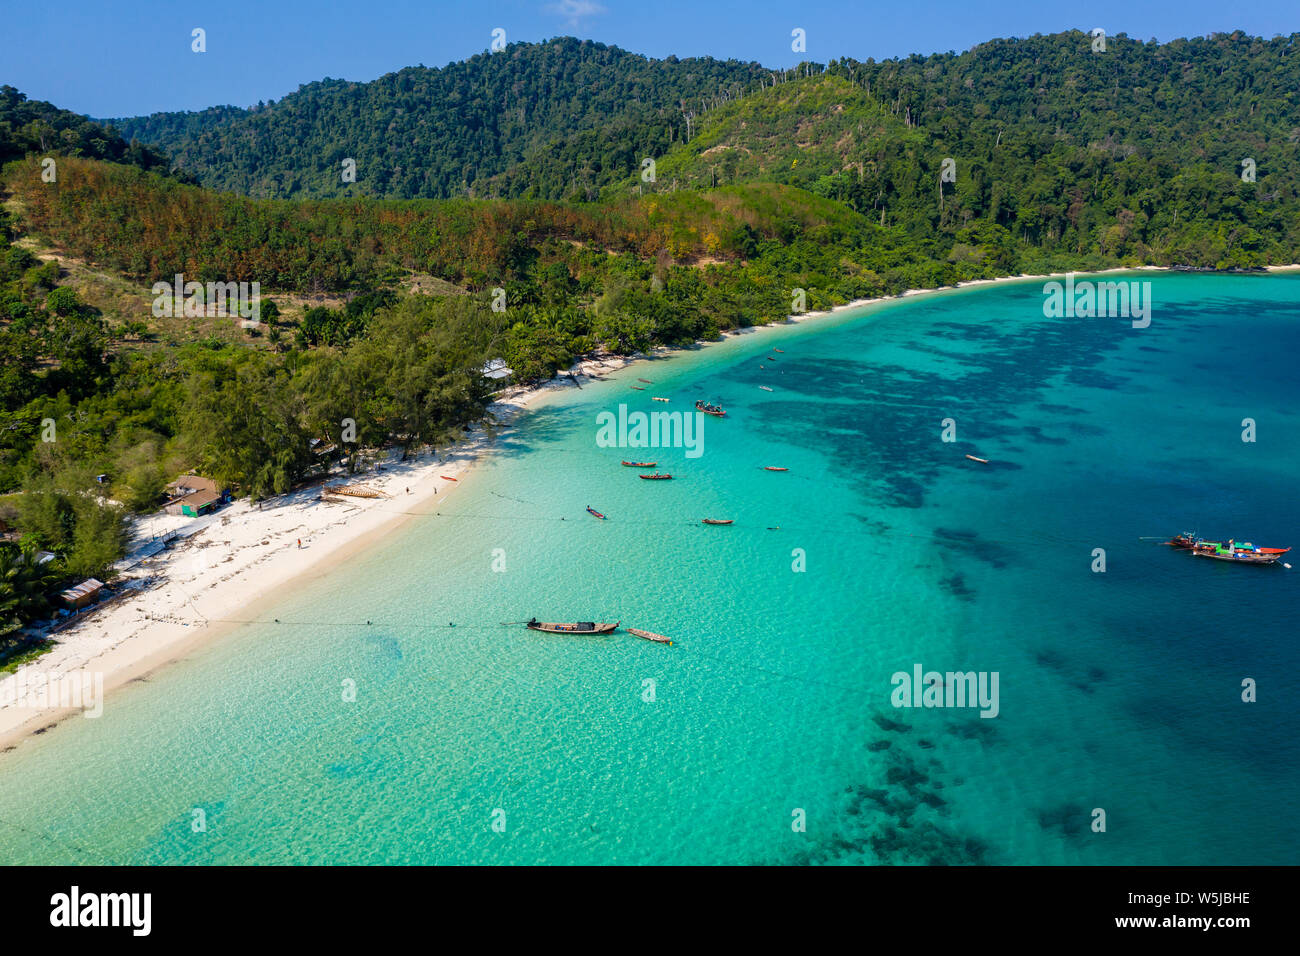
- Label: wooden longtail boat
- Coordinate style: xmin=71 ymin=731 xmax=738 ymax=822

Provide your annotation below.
xmin=764 ymin=466 xmax=788 ymax=472
xmin=653 ymin=397 xmax=670 ymax=402
xmin=586 ymin=506 xmax=606 ymax=519
xmin=639 ymin=473 xmax=673 ymax=480
xmin=773 ymin=348 xmax=784 ymax=353
xmin=758 ymin=385 xmax=774 ymax=391
xmin=630 ymin=385 xmax=645 ymax=390
xmin=621 ymin=460 xmax=656 ymax=467
xmin=1188 ymin=538 xmax=1290 ymax=565
xmin=702 ymin=518 xmax=734 ymax=525
xmin=695 ymin=400 xmax=727 ymax=417
xmin=440 ymin=475 xmax=459 ymax=481
xmin=638 ymin=378 xmax=653 ymax=383
xmin=526 ymin=619 xmax=619 ymax=634
xmin=628 ymin=627 xmax=672 ymax=645
xmin=965 ymin=455 xmax=990 ymax=464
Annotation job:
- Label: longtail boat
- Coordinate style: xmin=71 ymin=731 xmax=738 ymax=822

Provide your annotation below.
xmin=1188 ymin=538 xmax=1290 ymax=565
xmin=695 ymin=400 xmax=727 ymax=417
xmin=653 ymin=397 xmax=670 ymax=402
xmin=630 ymin=385 xmax=645 ymax=390
xmin=965 ymin=455 xmax=990 ymax=464
xmin=638 ymin=378 xmax=653 ymax=384
xmin=621 ymin=460 xmax=656 ymax=467
xmin=639 ymin=473 xmax=674 ymax=480
xmin=758 ymin=385 xmax=774 ymax=391
xmin=526 ymin=619 xmax=619 ymax=635
xmin=773 ymin=348 xmax=784 ymax=353
xmin=586 ymin=506 xmax=606 ymax=519
xmin=628 ymin=627 xmax=672 ymax=645
xmin=440 ymin=475 xmax=459 ymax=481
xmin=702 ymin=518 xmax=734 ymax=525
xmin=764 ymin=466 xmax=788 ymax=472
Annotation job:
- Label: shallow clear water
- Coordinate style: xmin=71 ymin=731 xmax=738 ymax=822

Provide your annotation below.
xmin=2 ymin=271 xmax=1297 ymax=864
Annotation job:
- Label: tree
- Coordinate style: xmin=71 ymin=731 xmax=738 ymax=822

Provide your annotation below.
xmin=0 ymin=544 xmax=57 ymax=637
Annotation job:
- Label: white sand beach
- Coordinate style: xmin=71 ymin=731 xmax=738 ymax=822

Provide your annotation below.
xmin=0 ymin=355 xmax=632 ymax=749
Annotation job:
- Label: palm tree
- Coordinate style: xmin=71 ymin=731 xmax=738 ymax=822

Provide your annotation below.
xmin=0 ymin=544 xmax=56 ymax=638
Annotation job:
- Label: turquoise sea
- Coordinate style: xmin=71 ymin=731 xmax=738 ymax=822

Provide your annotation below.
xmin=2 ymin=271 xmax=1298 ymax=865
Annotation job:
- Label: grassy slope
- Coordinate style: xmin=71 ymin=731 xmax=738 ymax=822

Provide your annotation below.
xmin=612 ymin=75 xmax=916 ymax=193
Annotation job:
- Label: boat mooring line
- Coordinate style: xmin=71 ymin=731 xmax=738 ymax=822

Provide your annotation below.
xmin=343 ymin=507 xmax=1123 ymax=550
xmin=188 ymin=617 xmax=869 ymax=696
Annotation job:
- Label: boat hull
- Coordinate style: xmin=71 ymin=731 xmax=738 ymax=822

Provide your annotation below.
xmin=526 ymin=621 xmax=619 ymax=634
xmin=1192 ymin=550 xmax=1285 ymax=565
xmin=1175 ymin=534 xmax=1290 ymax=563
xmin=628 ymin=628 xmax=672 ymax=644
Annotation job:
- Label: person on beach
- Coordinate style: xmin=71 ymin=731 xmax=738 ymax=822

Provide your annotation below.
xmin=297 ymin=538 xmax=301 ymax=549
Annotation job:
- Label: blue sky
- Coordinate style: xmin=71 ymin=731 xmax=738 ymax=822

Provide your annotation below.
xmin=5 ymin=0 xmax=1298 ymax=117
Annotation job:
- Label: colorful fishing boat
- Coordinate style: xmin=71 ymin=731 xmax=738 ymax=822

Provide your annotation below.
xmin=586 ymin=506 xmax=606 ymax=519
xmin=639 ymin=473 xmax=673 ymax=480
xmin=621 ymin=460 xmax=656 ymax=467
xmin=695 ymin=400 xmax=727 ymax=417
xmin=764 ymin=466 xmax=788 ymax=472
xmin=628 ymin=627 xmax=672 ymax=645
xmin=702 ymin=518 xmax=734 ymax=525
xmin=1188 ymin=538 xmax=1290 ymax=565
xmin=526 ymin=618 xmax=619 ymax=634
xmin=440 ymin=475 xmax=459 ymax=481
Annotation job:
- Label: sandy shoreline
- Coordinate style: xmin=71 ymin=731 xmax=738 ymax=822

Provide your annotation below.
xmin=0 ymin=355 xmax=633 ymax=750
xmin=4 ymin=262 xmax=1298 ymax=751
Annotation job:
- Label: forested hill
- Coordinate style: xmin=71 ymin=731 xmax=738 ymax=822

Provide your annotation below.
xmin=582 ymin=34 xmax=1300 ymax=266
xmin=105 ymin=31 xmax=1300 ymax=206
xmin=0 ymin=85 xmax=172 ymax=172
xmin=106 ymin=38 xmax=767 ymax=200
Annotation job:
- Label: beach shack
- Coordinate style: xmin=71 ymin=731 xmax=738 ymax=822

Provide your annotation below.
xmin=61 ymin=578 xmax=104 ymax=610
xmin=482 ymin=358 xmax=512 ymax=381
xmin=164 ymin=475 xmax=226 ymax=517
